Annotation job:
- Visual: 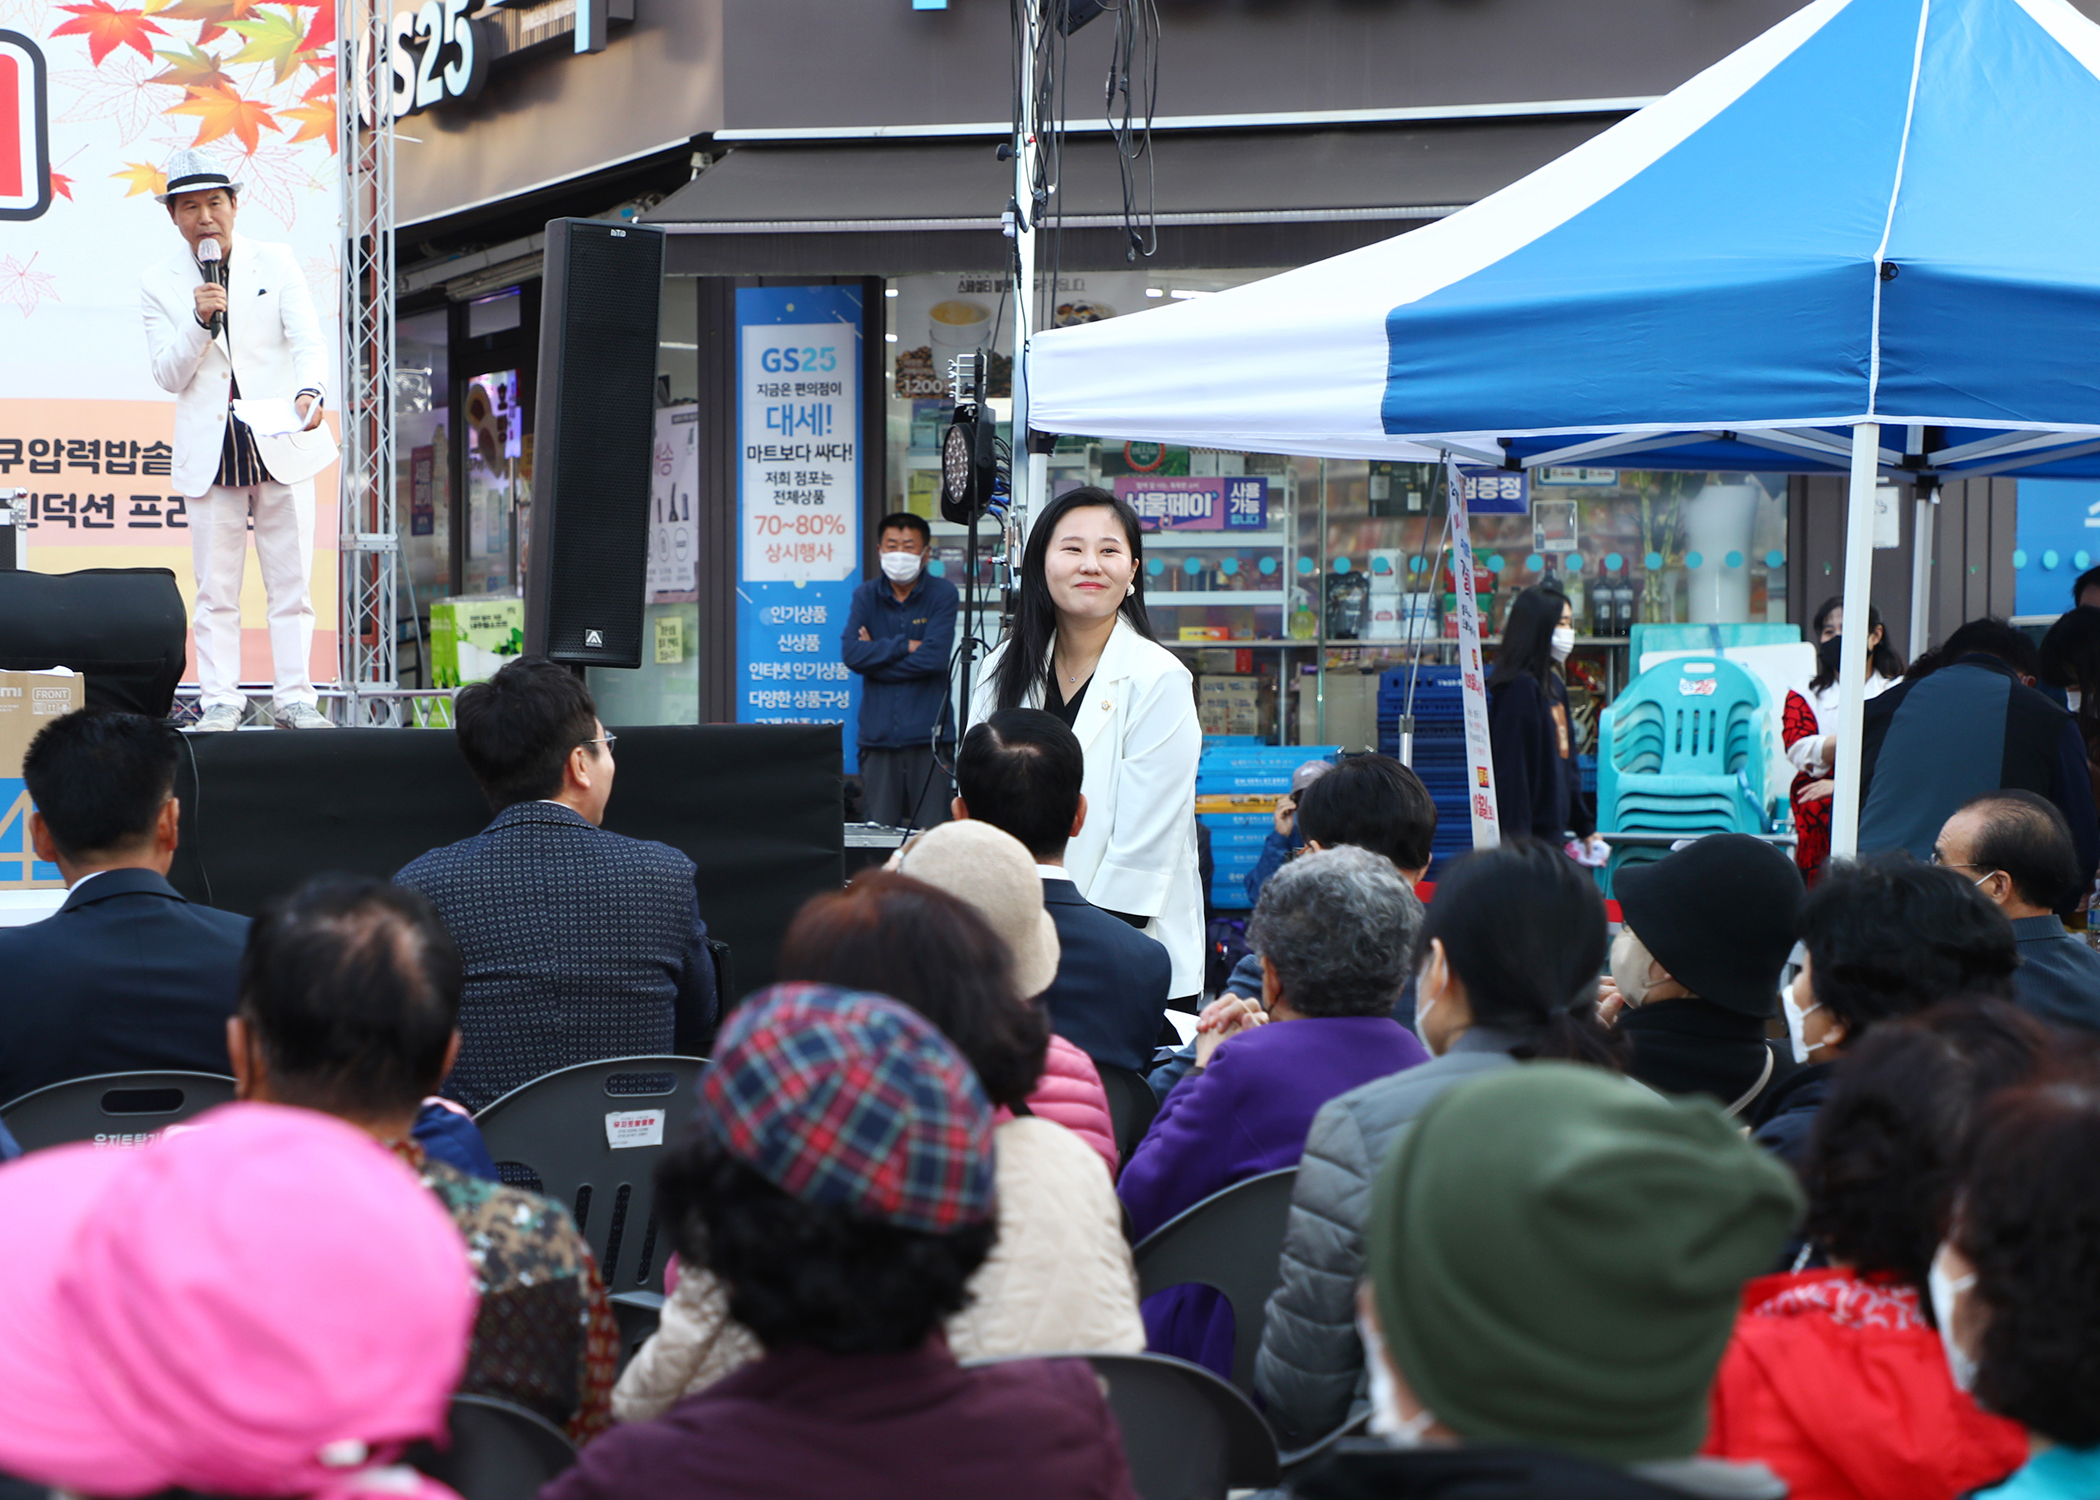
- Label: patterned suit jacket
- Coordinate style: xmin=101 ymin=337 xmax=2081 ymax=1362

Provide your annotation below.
xmin=396 ymin=801 xmax=717 ymax=1111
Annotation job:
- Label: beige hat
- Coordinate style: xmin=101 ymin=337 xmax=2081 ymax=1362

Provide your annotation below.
xmin=896 ymin=820 xmax=1062 ymax=999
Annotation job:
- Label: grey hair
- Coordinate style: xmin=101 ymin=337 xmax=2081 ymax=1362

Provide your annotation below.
xmin=1246 ymin=844 xmax=1424 ymax=1018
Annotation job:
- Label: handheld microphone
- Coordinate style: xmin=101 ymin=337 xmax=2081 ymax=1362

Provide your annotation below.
xmin=197 ymin=237 xmax=225 ymax=338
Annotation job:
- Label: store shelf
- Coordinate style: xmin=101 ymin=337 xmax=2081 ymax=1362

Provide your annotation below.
xmin=1147 ymin=590 xmax=1287 ymax=606
xmin=1166 ymin=639 xmax=1315 ymax=648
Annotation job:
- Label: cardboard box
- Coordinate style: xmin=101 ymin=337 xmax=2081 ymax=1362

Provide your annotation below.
xmin=429 ymin=596 xmax=525 ymax=689
xmin=0 ymin=668 xmax=87 ymax=890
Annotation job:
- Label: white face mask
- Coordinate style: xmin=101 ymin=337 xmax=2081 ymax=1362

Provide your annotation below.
xmin=1928 ymin=1245 xmax=1979 ymax=1393
xmin=1609 ymin=929 xmax=1654 ymax=1009
xmin=2070 ymin=688 xmax=2084 ymax=713
xmin=1550 ymin=625 xmax=1576 ymax=662
xmin=1412 ymin=949 xmax=1443 ymax=1048
xmin=879 ymin=550 xmax=924 ymax=584
xmin=1782 ymin=980 xmax=1827 ymax=1066
xmin=1359 ymin=1309 xmax=1439 ymax=1448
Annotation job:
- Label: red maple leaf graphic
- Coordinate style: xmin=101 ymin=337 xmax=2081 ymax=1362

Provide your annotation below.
xmin=51 ymin=0 xmax=166 ymax=65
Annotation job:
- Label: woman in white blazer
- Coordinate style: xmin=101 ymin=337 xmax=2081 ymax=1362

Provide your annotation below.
xmin=970 ymin=486 xmax=1204 ymax=1000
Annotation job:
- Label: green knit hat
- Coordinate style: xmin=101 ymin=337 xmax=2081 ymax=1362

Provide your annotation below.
xmin=1367 ymin=1063 xmax=1802 ymax=1464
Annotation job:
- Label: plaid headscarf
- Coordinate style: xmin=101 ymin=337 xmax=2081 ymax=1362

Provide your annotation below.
xmin=697 ymin=984 xmax=996 ymax=1233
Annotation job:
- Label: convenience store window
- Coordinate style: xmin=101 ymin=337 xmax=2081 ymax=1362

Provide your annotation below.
xmin=883 ymin=273 xmax=1788 ymax=751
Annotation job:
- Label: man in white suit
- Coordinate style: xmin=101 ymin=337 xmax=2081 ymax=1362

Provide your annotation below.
xmin=141 ymin=148 xmax=336 ymax=731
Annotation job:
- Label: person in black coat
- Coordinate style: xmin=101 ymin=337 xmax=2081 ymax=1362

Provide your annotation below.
xmin=0 ymin=711 xmax=249 ymax=1108
xmin=951 ymin=707 xmax=1170 ymax=1076
xmin=1487 ymin=584 xmax=1591 ymax=845
xmin=1603 ymin=833 xmax=1802 ymax=1119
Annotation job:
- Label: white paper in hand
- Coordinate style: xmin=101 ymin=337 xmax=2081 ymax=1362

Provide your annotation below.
xmin=231 ymin=396 xmax=305 ymax=437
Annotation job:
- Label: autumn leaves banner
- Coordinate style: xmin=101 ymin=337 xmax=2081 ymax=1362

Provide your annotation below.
xmin=2 ymin=0 xmax=342 ymax=688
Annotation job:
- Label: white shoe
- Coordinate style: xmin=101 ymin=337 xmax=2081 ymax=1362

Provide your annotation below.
xmin=190 ymin=703 xmax=243 ymax=732
xmin=272 ymin=700 xmax=334 ymax=729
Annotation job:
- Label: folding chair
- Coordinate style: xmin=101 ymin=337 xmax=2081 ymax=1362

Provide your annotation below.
xmin=1131 ymin=1166 xmax=1298 ymax=1394
xmin=0 ymin=1070 xmax=236 ymax=1153
xmin=405 ymin=1394 xmax=576 ymax=1500
xmin=472 ymin=1056 xmax=704 ymax=1299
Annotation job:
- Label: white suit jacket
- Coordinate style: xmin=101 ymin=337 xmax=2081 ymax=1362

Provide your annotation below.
xmin=140 ymin=235 xmax=333 ymax=498
xmin=973 ymin=614 xmax=1204 ymax=996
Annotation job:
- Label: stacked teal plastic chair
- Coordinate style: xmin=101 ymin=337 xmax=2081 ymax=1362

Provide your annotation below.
xmin=1596 ymin=657 xmax=1778 ymax=897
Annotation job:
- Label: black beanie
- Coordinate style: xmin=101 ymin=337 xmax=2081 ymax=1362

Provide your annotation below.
xmin=1614 ymin=833 xmax=1803 ymax=1017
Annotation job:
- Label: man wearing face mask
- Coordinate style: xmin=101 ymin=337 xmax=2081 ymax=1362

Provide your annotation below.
xmin=843 ymin=512 xmax=960 ymax=829
xmin=1289 ymin=1064 xmax=1801 ymax=1500
xmin=1751 ymin=854 xmax=2019 ymax=1167
xmin=1604 ymin=834 xmax=1803 ymax=1118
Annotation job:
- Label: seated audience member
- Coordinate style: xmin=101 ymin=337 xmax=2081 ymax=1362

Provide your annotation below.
xmin=1936 ymin=791 xmax=2100 ymax=1033
xmin=1151 ymin=752 xmax=1438 ymax=1101
xmin=1704 ymin=1004 xmax=2042 ymax=1500
xmin=951 ymin=708 xmax=1172 ymax=1076
xmin=1258 ymin=838 xmax=1623 ymax=1448
xmin=613 ymin=872 xmax=1143 ymax=1422
xmin=1298 ymin=1064 xmax=1801 ymax=1499
xmin=228 ymin=876 xmax=618 ymax=1444
xmin=548 ymin=987 xmax=1138 ymax=1500
xmin=1120 ymin=846 xmax=1430 ymax=1379
xmin=1859 ymin=617 xmax=2099 ymax=893
xmin=0 ymin=1103 xmax=476 ymax=1497
xmin=1754 ymin=854 xmax=2018 ymax=1165
xmin=1938 ymin=1064 xmax=2100 ymax=1499
xmin=1244 ymin=757 xmax=1334 ymax=904
xmin=897 ymin=819 xmax=1119 ymax=1170
xmin=1608 ymin=834 xmax=1802 ymax=1115
xmin=0 ymin=709 xmax=249 ymax=1107
xmin=396 ymin=657 xmax=716 ymax=1111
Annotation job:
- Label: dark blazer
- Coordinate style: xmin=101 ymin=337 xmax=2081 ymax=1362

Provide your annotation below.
xmin=1488 ymin=672 xmax=1577 ymax=844
xmin=2009 ymin=914 xmax=2100 ymax=1034
xmin=1039 ymin=873 xmax=1172 ymax=1074
xmin=396 ymin=801 xmax=716 ymax=1112
xmin=0 ymin=868 xmax=248 ymax=1107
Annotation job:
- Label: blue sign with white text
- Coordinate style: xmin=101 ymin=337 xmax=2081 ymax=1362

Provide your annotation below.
xmin=735 ymin=286 xmax=864 ymax=771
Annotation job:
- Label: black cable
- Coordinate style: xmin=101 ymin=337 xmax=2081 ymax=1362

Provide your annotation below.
xmin=177 ymin=728 xmax=213 ymax=910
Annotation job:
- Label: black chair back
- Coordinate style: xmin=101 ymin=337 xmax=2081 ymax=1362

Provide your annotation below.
xmin=1097 ymin=1063 xmax=1161 ymax=1162
xmin=0 ymin=1070 xmax=236 ymax=1153
xmin=405 ymin=1394 xmax=576 ymax=1500
xmin=1131 ymin=1166 xmax=1297 ymax=1394
xmin=967 ymin=1352 xmax=1278 ymax=1500
xmin=472 ymin=1056 xmax=703 ymax=1297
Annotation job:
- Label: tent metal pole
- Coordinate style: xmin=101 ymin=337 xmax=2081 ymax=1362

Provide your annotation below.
xmin=1830 ymin=421 xmax=1881 ymax=860
xmin=1909 ymin=486 xmax=1934 ymax=660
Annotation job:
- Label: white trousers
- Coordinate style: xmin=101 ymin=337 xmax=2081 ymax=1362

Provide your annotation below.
xmin=188 ymin=478 xmax=316 ymax=709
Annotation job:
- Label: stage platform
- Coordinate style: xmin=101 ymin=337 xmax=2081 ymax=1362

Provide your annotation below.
xmin=159 ymin=724 xmax=844 ymax=1003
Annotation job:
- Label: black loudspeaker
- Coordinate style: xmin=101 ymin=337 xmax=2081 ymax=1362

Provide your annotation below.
xmin=0 ymin=567 xmax=188 ymax=717
xmin=524 ymin=217 xmax=665 ymax=668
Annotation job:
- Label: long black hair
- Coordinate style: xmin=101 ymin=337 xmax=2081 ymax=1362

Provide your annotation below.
xmin=1486 ymin=583 xmax=1569 ymax=693
xmin=1809 ymin=596 xmax=1905 ymax=692
xmin=992 ymin=485 xmax=1156 ymax=711
xmin=1417 ymin=838 xmax=1625 ymax=1070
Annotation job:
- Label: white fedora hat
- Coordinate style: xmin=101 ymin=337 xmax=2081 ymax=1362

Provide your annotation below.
xmin=155 ymin=147 xmax=244 ymax=204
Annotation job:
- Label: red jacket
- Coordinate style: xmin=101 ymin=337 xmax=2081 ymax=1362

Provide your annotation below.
xmin=1704 ymin=1269 xmax=2026 ymax=1500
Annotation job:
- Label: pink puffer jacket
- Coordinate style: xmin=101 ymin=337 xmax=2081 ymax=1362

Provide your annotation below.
xmin=1026 ymin=1035 xmax=1119 ymax=1176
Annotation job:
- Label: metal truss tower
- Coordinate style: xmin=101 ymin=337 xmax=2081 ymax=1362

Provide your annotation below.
xmin=337 ymin=0 xmax=399 ymax=725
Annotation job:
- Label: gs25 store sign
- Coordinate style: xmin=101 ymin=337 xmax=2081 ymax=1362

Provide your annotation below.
xmin=760 ymin=345 xmax=840 ymax=375
xmin=388 ymin=0 xmax=495 ymax=116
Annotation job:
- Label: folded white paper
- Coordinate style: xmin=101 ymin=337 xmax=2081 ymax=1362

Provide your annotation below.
xmin=231 ymin=396 xmax=306 ymax=437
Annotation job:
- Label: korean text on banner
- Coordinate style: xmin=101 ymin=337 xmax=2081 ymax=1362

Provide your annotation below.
xmin=0 ymin=6 xmax=344 ymax=692
xmin=1446 ymin=463 xmax=1501 ymax=849
xmin=735 ymin=287 xmax=862 ymax=769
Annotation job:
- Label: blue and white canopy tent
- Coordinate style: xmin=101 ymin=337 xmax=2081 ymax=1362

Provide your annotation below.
xmin=1027 ymin=0 xmax=2100 ymax=857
